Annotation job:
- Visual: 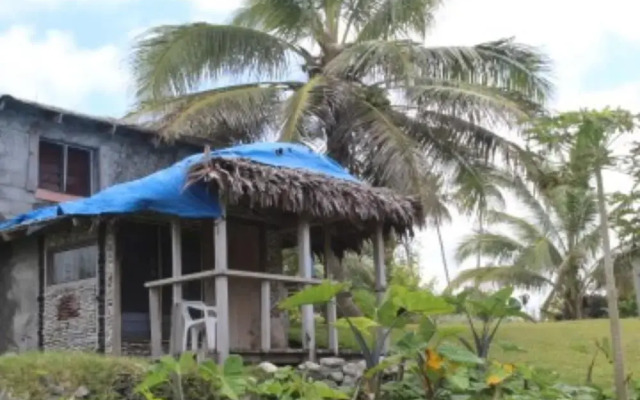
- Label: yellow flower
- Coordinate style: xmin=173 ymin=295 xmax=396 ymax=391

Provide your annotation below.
xmin=503 ymin=363 xmax=515 ymax=374
xmin=425 ymin=348 xmax=444 ymax=371
xmin=486 ymin=374 xmax=504 ymax=386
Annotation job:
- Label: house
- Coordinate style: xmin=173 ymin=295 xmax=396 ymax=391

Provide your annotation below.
xmin=0 ymin=95 xmax=206 ymax=352
xmin=0 ymin=97 xmax=423 ymax=363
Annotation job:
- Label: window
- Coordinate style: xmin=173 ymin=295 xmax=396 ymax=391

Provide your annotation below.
xmin=48 ymin=244 xmax=98 ymax=285
xmin=39 ymin=140 xmax=93 ymax=197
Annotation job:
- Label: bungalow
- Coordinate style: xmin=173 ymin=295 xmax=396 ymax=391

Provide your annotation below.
xmin=0 ymin=98 xmax=423 ymax=363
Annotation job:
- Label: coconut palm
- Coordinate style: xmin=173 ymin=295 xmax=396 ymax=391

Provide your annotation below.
xmin=450 ymin=168 xmax=602 ymax=320
xmin=128 ymin=0 xmax=552 ymax=196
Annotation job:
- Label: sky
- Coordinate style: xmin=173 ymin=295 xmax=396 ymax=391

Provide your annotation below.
xmin=2 ymin=0 xmax=640 ymax=291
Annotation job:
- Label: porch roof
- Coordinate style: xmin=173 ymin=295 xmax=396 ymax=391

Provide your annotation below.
xmin=0 ymin=142 xmax=423 ymax=238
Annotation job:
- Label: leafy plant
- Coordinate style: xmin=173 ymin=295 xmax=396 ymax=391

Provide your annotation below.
xmin=255 ymin=366 xmax=348 ymax=400
xmin=280 ymin=282 xmax=455 ymax=398
xmin=136 ymin=353 xmax=252 ymax=400
xmin=447 ymin=287 xmax=532 ymax=359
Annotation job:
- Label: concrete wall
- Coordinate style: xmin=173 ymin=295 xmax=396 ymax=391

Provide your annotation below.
xmin=0 ymin=107 xmax=199 ymax=218
xmin=0 ymin=238 xmax=39 ymax=352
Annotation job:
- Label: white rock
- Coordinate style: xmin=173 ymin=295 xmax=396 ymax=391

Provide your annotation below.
xmin=342 ymin=361 xmax=366 ymax=377
xmin=319 ymin=357 xmax=346 ymax=368
xmin=299 ymin=361 xmax=322 ymax=372
xmin=73 ymin=386 xmax=90 ymax=398
xmin=328 ymin=371 xmax=344 ymax=382
xmin=258 ymin=362 xmax=278 ymax=374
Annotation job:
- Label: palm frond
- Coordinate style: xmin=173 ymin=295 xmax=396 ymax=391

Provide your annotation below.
xmin=449 ymin=265 xmax=552 ymax=291
xmin=278 ymin=76 xmax=327 ymax=142
xmin=455 ymin=232 xmax=525 ymax=265
xmin=326 ymin=38 xmax=552 ymax=104
xmin=126 ymin=82 xmax=296 ymax=141
xmin=486 ymin=210 xmax=544 ymax=244
xmin=233 ymin=0 xmax=326 ymax=44
xmin=405 ymin=79 xmax=542 ymax=126
xmin=355 ymin=0 xmax=441 ymax=41
xmin=131 ymin=23 xmax=297 ymax=101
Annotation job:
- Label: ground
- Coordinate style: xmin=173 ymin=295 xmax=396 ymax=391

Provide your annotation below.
xmin=302 ymin=318 xmax=640 ymax=388
xmin=1 ymin=319 xmax=638 ymax=397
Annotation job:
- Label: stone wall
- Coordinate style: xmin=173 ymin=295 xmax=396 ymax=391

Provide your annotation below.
xmin=42 ymin=280 xmax=98 ymax=351
xmin=42 ymin=229 xmax=99 ymax=351
xmin=259 ymin=357 xmax=374 ymax=389
xmin=103 ymin=224 xmax=116 ymax=354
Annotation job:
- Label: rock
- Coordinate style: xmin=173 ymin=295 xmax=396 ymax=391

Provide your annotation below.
xmin=328 ymin=371 xmax=344 ymax=383
xmin=73 ymin=386 xmax=90 ymax=398
xmin=342 ymin=375 xmax=358 ymax=387
xmin=298 ymin=361 xmax=322 ymax=372
xmin=342 ymin=360 xmax=366 ymax=377
xmin=258 ymin=362 xmax=278 ymax=374
xmin=319 ymin=357 xmax=346 ymax=368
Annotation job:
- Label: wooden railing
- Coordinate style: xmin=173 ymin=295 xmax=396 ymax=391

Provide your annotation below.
xmin=144 ymin=269 xmax=339 ymax=359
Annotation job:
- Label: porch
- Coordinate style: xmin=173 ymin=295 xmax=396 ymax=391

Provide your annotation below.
xmin=109 ymin=213 xmax=388 ymax=363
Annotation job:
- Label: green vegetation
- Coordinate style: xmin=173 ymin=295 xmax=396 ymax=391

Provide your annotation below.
xmin=293 ymin=319 xmax=640 ymax=389
xmin=0 ymin=352 xmax=146 ymax=399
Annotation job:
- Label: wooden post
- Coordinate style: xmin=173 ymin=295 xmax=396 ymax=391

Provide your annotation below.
xmin=261 ymin=280 xmax=271 ymax=352
xmin=169 ymin=220 xmax=183 ymax=355
xmin=372 ymin=224 xmax=388 ymax=353
xmin=324 ymin=227 xmax=339 ymax=355
xmin=149 ymin=287 xmax=163 ymax=358
xmin=215 ymin=210 xmax=230 ymax=363
xmin=298 ymin=219 xmax=316 ymax=361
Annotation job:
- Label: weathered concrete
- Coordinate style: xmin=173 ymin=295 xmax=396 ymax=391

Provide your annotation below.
xmin=0 ymin=107 xmax=199 ymax=218
xmin=0 ymin=238 xmax=39 ymax=352
xmin=0 ymin=100 xmax=202 ymax=354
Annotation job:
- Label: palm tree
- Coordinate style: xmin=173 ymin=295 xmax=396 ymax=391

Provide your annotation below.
xmin=450 ymin=168 xmax=602 ymax=320
xmin=128 ymin=0 xmax=552 ymax=197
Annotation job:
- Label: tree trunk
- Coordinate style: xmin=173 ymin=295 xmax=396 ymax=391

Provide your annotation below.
xmin=436 ymin=220 xmax=451 ymax=286
xmin=595 ymin=166 xmax=628 ymax=400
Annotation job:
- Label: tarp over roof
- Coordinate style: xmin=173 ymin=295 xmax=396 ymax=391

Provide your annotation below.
xmin=0 ymin=142 xmax=359 ymax=233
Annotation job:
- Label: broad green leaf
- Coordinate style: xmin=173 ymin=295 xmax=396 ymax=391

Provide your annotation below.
xmin=364 ymin=354 xmax=403 ymax=378
xmin=447 ymin=366 xmax=471 ymax=390
xmin=279 ymin=281 xmax=349 ymax=310
xmin=334 ymin=316 xmax=379 ymax=332
xmin=394 ymin=290 xmax=455 ymax=315
xmin=416 ymin=317 xmax=437 ymax=343
xmin=438 ymin=343 xmax=484 ymax=365
xmin=311 ymin=381 xmax=350 ymax=399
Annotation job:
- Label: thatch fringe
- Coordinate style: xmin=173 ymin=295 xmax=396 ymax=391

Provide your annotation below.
xmin=188 ymin=157 xmax=424 ymax=234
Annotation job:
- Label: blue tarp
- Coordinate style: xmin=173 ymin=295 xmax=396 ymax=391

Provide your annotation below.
xmin=0 ymin=142 xmax=359 ymax=232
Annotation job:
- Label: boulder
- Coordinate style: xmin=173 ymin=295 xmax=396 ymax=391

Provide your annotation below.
xmin=258 ymin=362 xmax=278 ymax=374
xmin=319 ymin=357 xmax=346 ymax=368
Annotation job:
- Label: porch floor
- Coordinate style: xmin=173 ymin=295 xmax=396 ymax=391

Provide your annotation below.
xmin=121 ymin=340 xmax=361 ymax=365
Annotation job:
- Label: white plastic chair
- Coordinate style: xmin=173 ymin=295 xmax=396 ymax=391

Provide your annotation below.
xmin=181 ymin=301 xmax=217 ymax=352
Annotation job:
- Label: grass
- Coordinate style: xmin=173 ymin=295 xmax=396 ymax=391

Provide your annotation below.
xmin=0 ymin=351 xmax=148 ymax=399
xmin=297 ymin=318 xmax=640 ymax=388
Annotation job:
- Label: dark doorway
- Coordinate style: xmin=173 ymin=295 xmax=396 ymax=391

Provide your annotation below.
xmin=119 ymin=220 xmax=202 ymax=342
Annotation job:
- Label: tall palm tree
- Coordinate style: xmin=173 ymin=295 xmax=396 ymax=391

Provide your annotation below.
xmin=450 ymin=168 xmax=602 ymax=320
xmin=129 ymin=0 xmax=552 ymax=196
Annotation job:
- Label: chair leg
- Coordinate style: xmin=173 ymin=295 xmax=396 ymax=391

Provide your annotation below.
xmin=190 ymin=328 xmax=199 ymax=352
xmin=182 ymin=325 xmax=190 ymax=352
xmin=204 ymin=319 xmax=216 ymax=351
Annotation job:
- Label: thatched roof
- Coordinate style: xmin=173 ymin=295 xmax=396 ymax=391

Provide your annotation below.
xmin=187 ymin=156 xmax=424 ymax=237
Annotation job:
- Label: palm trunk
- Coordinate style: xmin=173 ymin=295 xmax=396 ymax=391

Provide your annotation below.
xmin=476 ymin=211 xmax=484 ymax=269
xmin=436 ymin=220 xmax=451 ymax=286
xmin=595 ymin=166 xmax=627 ymax=400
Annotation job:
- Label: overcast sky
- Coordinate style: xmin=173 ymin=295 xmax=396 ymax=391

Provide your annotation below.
xmin=1 ymin=0 xmax=640 ymax=289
